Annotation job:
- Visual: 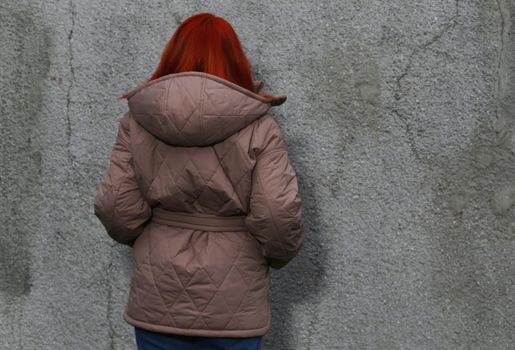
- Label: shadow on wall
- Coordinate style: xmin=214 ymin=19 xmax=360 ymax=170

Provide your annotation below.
xmin=258 ymin=40 xmax=384 ymax=349
xmin=427 ymin=0 xmax=515 ymax=345
xmin=0 ymin=3 xmax=51 ymax=349
xmin=0 ymin=3 xmax=51 ymax=299
xmin=263 ymin=131 xmax=328 ymax=350
xmin=259 ymin=39 xmax=385 ymax=348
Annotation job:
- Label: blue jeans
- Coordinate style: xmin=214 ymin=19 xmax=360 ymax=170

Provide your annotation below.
xmin=134 ymin=327 xmax=263 ymax=350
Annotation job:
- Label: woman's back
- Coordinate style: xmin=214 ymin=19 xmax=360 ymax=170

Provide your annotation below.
xmin=93 ymin=70 xmax=305 ymax=338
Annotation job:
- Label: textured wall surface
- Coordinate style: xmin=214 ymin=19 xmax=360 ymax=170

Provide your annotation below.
xmin=1 ymin=0 xmax=514 ymax=349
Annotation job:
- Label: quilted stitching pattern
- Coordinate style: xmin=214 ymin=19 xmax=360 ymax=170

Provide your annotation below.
xmin=128 ymin=222 xmax=269 ymax=333
xmin=94 ymin=72 xmax=303 ymax=338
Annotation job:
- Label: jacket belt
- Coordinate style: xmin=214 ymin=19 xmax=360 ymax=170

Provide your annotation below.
xmin=151 ymin=207 xmax=248 ymax=232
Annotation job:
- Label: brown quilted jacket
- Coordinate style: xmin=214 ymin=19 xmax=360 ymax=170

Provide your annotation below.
xmin=93 ymin=71 xmax=305 ymax=338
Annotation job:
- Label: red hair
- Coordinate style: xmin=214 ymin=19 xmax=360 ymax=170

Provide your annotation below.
xmin=118 ymin=12 xmax=283 ymax=103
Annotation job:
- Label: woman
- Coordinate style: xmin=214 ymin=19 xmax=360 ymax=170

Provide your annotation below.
xmin=94 ymin=12 xmax=305 ymax=350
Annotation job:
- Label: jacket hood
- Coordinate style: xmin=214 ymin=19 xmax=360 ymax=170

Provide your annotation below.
xmin=124 ymin=71 xmax=286 ymax=147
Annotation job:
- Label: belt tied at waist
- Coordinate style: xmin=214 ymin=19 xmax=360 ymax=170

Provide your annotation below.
xmin=151 ymin=207 xmax=248 ymax=232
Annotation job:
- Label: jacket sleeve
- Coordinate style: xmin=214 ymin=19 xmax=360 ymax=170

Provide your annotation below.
xmin=245 ymin=118 xmax=305 ymax=270
xmin=93 ymin=111 xmax=152 ymax=246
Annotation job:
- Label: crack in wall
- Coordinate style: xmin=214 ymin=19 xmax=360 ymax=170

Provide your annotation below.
xmin=66 ymin=0 xmax=75 ymax=165
xmin=495 ymin=0 xmax=507 ymax=101
xmin=386 ymin=105 xmax=422 ymax=161
xmin=18 ymin=302 xmax=24 ymax=349
xmin=494 ymin=0 xmax=509 ymax=146
xmin=106 ymin=258 xmax=116 ymax=349
xmin=395 ymin=0 xmax=460 ymax=98
xmin=389 ymin=0 xmax=461 ymax=162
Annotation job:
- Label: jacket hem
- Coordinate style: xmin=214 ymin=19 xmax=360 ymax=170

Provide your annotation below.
xmin=123 ymin=310 xmax=271 ymax=338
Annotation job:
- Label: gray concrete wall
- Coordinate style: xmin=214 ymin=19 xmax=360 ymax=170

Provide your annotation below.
xmin=1 ymin=0 xmax=514 ymax=349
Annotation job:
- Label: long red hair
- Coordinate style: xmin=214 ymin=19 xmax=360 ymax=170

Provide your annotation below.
xmin=118 ymin=12 xmax=283 ymax=103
